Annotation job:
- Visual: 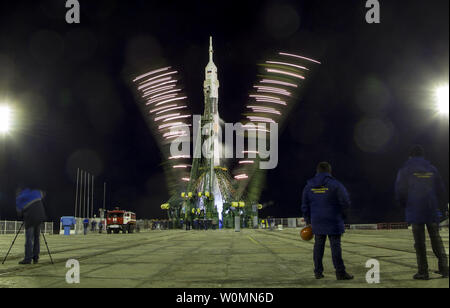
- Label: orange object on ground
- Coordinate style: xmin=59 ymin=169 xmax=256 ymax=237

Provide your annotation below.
xmin=300 ymin=226 xmax=314 ymax=241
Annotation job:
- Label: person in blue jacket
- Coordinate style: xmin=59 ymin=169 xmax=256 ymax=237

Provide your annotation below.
xmin=16 ymin=187 xmax=46 ymax=265
xmin=395 ymin=145 xmax=449 ymax=280
xmin=83 ymin=218 xmax=89 ymax=235
xmin=91 ymin=219 xmax=97 ymax=232
xmin=98 ymin=220 xmax=104 ymax=233
xmin=301 ymin=162 xmax=353 ymax=280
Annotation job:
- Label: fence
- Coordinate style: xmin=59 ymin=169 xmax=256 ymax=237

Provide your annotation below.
xmin=58 ymin=218 xmax=152 ymax=235
xmin=376 ymin=222 xmax=409 ymax=230
xmin=345 ymin=224 xmax=378 ymax=230
xmin=260 ymin=218 xmax=304 ymax=229
xmin=59 ymin=217 xmax=105 ymax=235
xmin=265 ymin=220 xmax=413 ymax=231
xmin=0 ymin=221 xmax=54 ymax=235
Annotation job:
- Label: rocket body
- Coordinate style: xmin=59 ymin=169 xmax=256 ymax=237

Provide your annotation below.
xmin=203 ymin=37 xmax=221 ymax=167
xmin=196 ymin=37 xmax=224 ymax=223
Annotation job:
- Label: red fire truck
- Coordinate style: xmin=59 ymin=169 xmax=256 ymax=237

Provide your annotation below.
xmin=106 ymin=209 xmax=137 ymax=234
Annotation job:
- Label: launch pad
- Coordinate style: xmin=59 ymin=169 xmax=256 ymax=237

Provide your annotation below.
xmin=0 ymin=229 xmax=448 ymax=288
xmin=134 ymin=38 xmax=322 ymax=231
xmin=153 ymin=38 xmax=264 ymax=229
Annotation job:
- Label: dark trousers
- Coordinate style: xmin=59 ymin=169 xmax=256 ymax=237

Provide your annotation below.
xmin=412 ymin=223 xmax=449 ymax=274
xmin=314 ymin=234 xmax=346 ymax=275
xmin=24 ymin=225 xmax=40 ymax=262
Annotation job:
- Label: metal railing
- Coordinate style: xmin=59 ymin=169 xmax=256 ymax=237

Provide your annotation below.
xmin=58 ymin=218 xmax=152 ymax=235
xmin=0 ymin=221 xmax=54 ymax=235
xmin=260 ymin=218 xmax=304 ymax=229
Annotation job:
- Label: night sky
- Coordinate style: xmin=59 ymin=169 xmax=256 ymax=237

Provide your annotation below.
xmin=0 ymin=0 xmax=448 ymax=224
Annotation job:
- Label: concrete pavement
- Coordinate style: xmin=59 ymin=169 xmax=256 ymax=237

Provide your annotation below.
xmin=0 ymin=228 xmax=448 ymax=288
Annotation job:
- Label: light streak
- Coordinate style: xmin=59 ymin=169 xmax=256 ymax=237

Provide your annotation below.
xmin=133 ymin=67 xmax=171 ymax=82
xmin=169 ymin=155 xmax=191 ymax=160
xmin=234 ymin=174 xmax=249 ymax=180
xmin=164 ymin=123 xmax=192 ymax=130
xmin=242 ymin=124 xmax=270 ymax=133
xmin=146 ymin=93 xmax=179 ymax=105
xmin=247 ymin=116 xmax=276 ymax=123
xmin=149 ymin=89 xmax=182 ymax=100
xmin=154 ymin=96 xmax=187 ymax=107
xmin=149 ymin=104 xmax=178 ymax=114
xmin=163 ymin=130 xmax=188 ymax=138
xmin=158 ymin=122 xmax=184 ymax=130
xmin=255 ymin=86 xmax=291 ymax=95
xmin=250 ymin=94 xmax=280 ymax=101
xmin=266 ymin=68 xmax=305 ymax=80
xmin=279 ymin=52 xmax=321 ymax=64
xmin=145 ymin=80 xmax=178 ymax=91
xmin=138 ymin=71 xmax=178 ymax=85
xmin=138 ymin=76 xmax=173 ymax=91
xmin=247 ymin=106 xmax=281 ymax=115
xmin=245 ymin=127 xmax=270 ymax=133
xmin=162 ymin=114 xmax=191 ymax=122
xmin=154 ymin=113 xmax=180 ymax=122
xmin=266 ymin=61 xmax=309 ymax=71
xmin=142 ymin=85 xmax=176 ymax=98
xmin=239 ymin=161 xmax=254 ymax=164
xmin=260 ymin=79 xmax=298 ymax=88
xmin=254 ymin=99 xmax=287 ymax=106
xmin=154 ymin=105 xmax=187 ymax=115
xmin=256 ymin=88 xmax=291 ymax=97
xmin=165 ymin=133 xmax=188 ymax=140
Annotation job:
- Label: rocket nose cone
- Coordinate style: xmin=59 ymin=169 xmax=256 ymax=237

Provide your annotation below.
xmin=209 ymin=37 xmax=214 ymax=62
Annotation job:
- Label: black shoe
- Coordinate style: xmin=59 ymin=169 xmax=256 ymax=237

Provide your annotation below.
xmin=33 ymin=258 xmax=39 ymax=264
xmin=413 ymin=273 xmax=430 ymax=280
xmin=18 ymin=260 xmax=32 ymax=265
xmin=434 ymin=270 xmax=449 ymax=278
xmin=336 ymin=272 xmax=354 ymax=280
xmin=315 ymin=273 xmax=324 ymax=279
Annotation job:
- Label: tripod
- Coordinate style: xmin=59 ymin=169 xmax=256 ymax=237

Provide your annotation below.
xmin=2 ymin=222 xmax=54 ymax=265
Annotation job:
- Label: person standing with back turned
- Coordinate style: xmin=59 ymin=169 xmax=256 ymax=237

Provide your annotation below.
xmin=301 ymin=162 xmax=353 ymax=280
xmin=16 ymin=187 xmax=46 ymax=265
xmin=395 ymin=145 xmax=449 ymax=280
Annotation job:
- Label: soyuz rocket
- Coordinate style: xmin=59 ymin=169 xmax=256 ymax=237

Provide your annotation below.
xmin=203 ymin=36 xmax=221 ymax=168
xmin=198 ymin=36 xmax=223 ymax=216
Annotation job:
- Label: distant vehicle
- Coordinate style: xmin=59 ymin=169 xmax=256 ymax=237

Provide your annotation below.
xmin=106 ymin=209 xmax=136 ymax=234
